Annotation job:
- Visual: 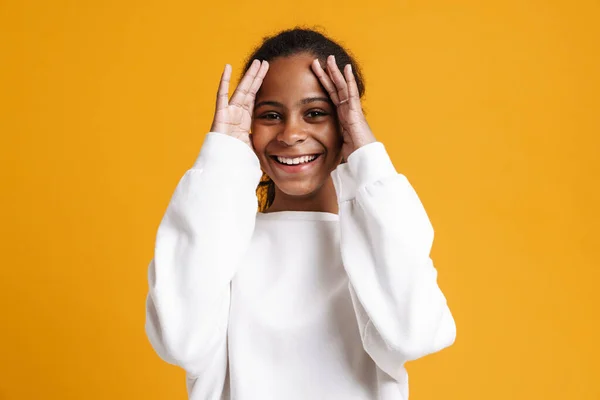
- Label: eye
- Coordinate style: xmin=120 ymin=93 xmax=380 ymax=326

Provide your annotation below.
xmin=259 ymin=112 xmax=281 ymax=120
xmin=306 ymin=110 xmax=328 ymax=118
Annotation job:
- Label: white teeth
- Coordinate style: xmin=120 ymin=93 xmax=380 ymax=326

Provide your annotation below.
xmin=276 ymin=155 xmax=317 ymax=165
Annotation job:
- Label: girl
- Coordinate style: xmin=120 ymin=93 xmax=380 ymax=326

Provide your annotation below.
xmin=145 ymin=28 xmax=456 ymax=400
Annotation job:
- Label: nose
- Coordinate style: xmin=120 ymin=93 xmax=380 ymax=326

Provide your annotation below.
xmin=276 ymin=116 xmax=308 ymax=147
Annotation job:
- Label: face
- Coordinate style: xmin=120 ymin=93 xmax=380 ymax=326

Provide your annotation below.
xmin=251 ymin=53 xmax=343 ymax=198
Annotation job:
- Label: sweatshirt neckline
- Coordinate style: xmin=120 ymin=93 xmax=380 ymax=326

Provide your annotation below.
xmin=256 ymin=211 xmax=339 ymax=221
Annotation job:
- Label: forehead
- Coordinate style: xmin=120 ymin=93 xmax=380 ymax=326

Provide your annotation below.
xmin=257 ymin=53 xmax=326 ymax=100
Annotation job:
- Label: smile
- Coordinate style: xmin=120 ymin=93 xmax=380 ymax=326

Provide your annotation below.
xmin=274 ymin=154 xmax=319 ymax=165
xmin=269 ymin=154 xmax=322 ymax=173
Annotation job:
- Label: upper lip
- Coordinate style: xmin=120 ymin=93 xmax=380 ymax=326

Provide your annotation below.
xmin=271 ymin=153 xmax=321 ymax=158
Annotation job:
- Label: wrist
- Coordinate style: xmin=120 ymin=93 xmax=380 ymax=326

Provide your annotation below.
xmin=208 ymin=123 xmax=253 ymax=149
xmin=346 ymin=133 xmax=376 ymax=159
xmin=332 ymin=141 xmax=397 ymax=202
xmin=193 ymin=132 xmax=259 ymax=171
xmin=354 ymin=135 xmax=377 ymax=151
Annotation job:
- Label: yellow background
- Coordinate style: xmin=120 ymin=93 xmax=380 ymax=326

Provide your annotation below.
xmin=1 ymin=0 xmax=598 ymax=398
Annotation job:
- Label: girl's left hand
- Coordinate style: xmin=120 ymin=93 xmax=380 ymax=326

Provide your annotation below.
xmin=312 ymin=55 xmax=376 ymax=161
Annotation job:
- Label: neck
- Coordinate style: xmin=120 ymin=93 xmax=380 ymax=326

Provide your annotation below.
xmin=266 ymin=177 xmax=339 ymax=214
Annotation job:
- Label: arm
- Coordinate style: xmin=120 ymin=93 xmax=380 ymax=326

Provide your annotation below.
xmin=145 ymin=60 xmax=269 ymax=379
xmin=331 ymin=142 xmax=456 ymax=381
xmin=312 ymin=55 xmax=455 ymax=381
xmin=145 ymin=132 xmax=262 ymax=377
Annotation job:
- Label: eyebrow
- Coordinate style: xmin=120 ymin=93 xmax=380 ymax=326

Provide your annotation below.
xmin=254 ymin=97 xmax=332 ymax=109
xmin=300 ymin=96 xmax=332 ymax=105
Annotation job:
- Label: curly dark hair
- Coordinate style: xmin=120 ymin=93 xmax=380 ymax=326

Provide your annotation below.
xmin=241 ymin=27 xmax=366 ymax=212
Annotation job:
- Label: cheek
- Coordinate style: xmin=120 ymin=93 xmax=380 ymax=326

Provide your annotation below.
xmin=320 ymin=124 xmax=343 ymax=167
xmin=322 ymin=123 xmax=343 ymax=150
xmin=249 ymin=126 xmax=276 ymax=172
xmin=250 ymin=124 xmax=270 ymax=153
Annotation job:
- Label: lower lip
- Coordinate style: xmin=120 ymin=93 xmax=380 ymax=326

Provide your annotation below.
xmin=271 ymin=155 xmax=322 ymax=174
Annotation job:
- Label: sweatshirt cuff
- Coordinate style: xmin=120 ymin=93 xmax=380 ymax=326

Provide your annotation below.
xmin=331 ymin=142 xmax=397 ymax=202
xmin=193 ymin=132 xmax=261 ymax=172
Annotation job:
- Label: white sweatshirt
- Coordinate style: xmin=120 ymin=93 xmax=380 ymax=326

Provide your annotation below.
xmin=145 ymin=132 xmax=456 ymax=400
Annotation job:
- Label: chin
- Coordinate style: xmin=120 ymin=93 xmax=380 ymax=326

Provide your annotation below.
xmin=276 ymin=182 xmax=321 ymax=198
xmin=278 ymin=185 xmax=317 ymax=198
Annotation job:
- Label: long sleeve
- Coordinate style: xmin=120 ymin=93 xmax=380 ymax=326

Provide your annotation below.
xmin=331 ymin=142 xmax=456 ymax=381
xmin=145 ymin=132 xmax=262 ymax=379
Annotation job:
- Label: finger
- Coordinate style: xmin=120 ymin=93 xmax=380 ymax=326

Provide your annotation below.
xmin=343 ymin=64 xmax=361 ymax=109
xmin=311 ymin=58 xmax=339 ymax=104
xmin=327 ymin=55 xmax=350 ymax=103
xmin=216 ymin=64 xmax=232 ymax=111
xmin=245 ymin=60 xmax=269 ymax=110
xmin=230 ymin=59 xmax=260 ymax=106
xmin=324 ymin=64 xmax=343 ymax=105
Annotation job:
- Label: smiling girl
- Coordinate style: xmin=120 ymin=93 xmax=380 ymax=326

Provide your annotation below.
xmin=145 ymin=28 xmax=456 ymax=400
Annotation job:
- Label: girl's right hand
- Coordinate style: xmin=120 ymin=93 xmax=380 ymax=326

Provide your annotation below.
xmin=210 ymin=59 xmax=270 ymax=148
